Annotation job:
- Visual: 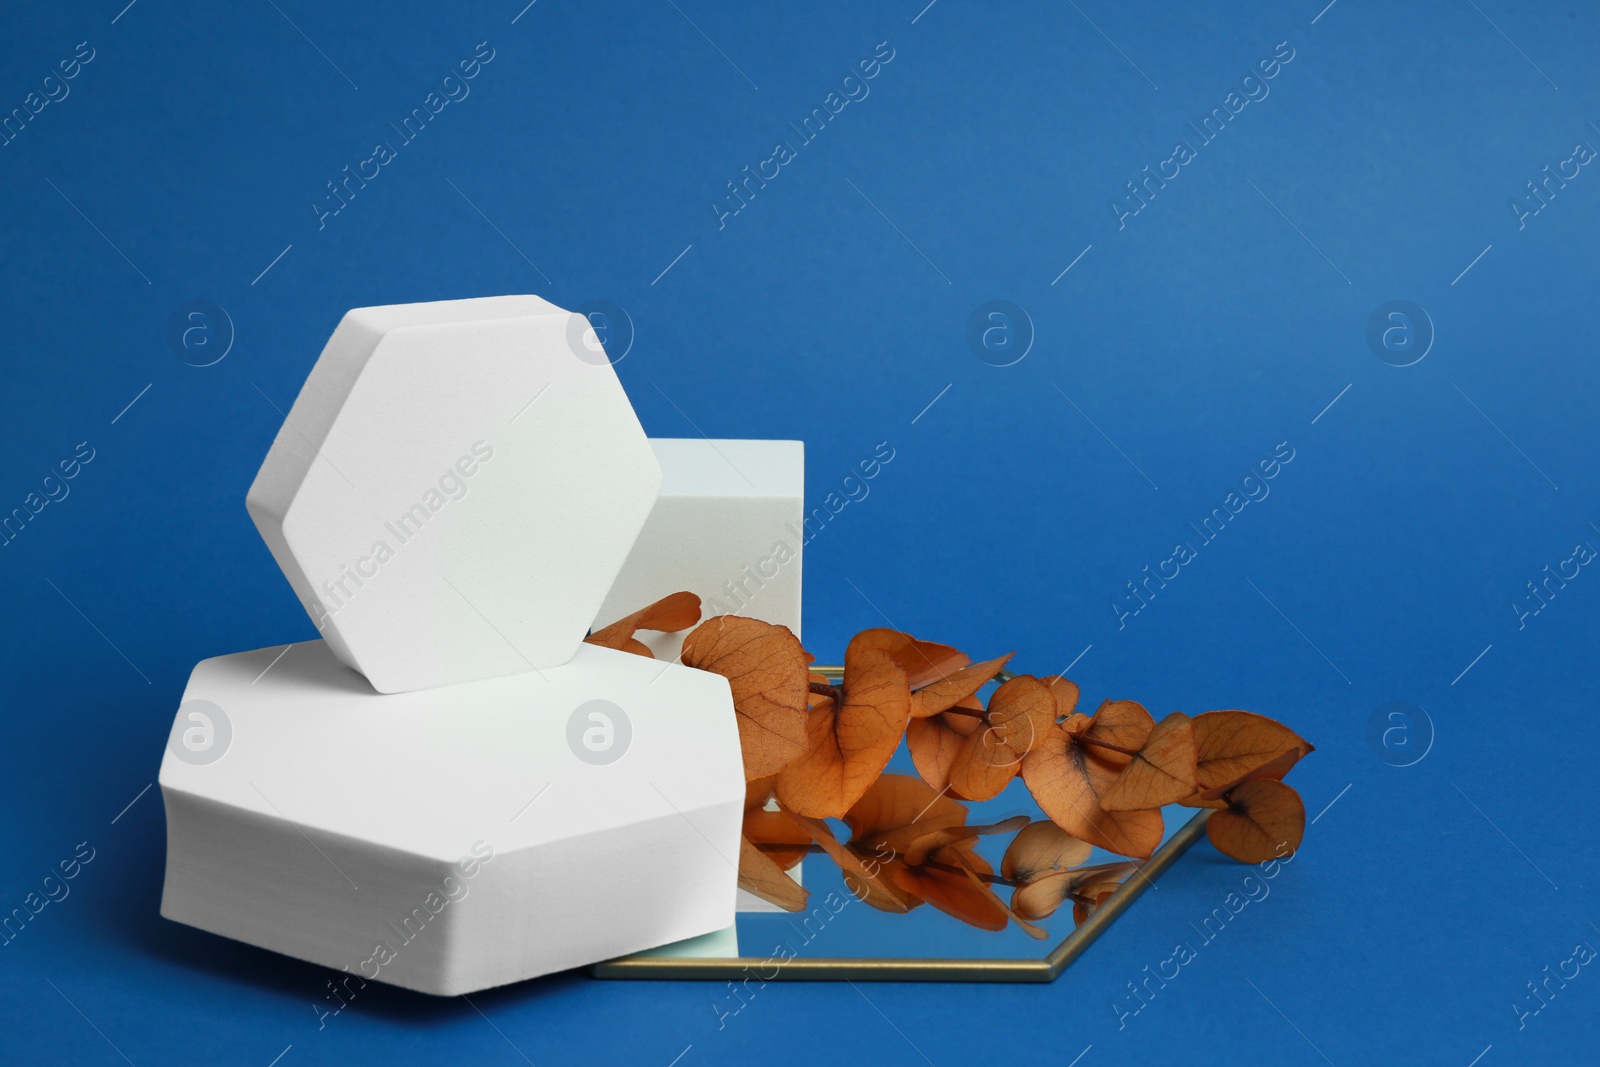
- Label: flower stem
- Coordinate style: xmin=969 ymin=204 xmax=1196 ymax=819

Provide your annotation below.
xmin=937 ymin=705 xmax=986 ymax=720
xmin=1076 ymin=734 xmax=1140 ymax=757
xmin=922 ymin=857 xmax=1017 ymax=887
xmin=755 ymin=842 xmax=825 ymax=854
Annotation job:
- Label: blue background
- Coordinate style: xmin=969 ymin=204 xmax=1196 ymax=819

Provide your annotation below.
xmin=1 ymin=0 xmax=1596 ymax=1063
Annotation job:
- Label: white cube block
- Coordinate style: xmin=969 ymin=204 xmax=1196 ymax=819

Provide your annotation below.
xmin=159 ymin=640 xmax=743 ymax=995
xmin=246 ymin=295 xmax=662 ymax=693
xmin=595 ymin=439 xmax=804 ymax=660
xmin=592 ymin=439 xmax=804 ymax=916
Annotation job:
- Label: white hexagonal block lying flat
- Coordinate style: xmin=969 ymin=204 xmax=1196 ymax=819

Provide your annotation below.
xmin=159 ymin=640 xmax=743 ymax=995
xmin=247 ymin=295 xmax=661 ymax=694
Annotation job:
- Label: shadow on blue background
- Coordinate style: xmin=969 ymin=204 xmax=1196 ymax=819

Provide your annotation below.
xmin=2 ymin=0 xmax=1596 ymax=1063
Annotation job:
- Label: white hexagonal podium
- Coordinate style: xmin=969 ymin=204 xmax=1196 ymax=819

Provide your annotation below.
xmin=246 ymin=295 xmax=662 ymax=694
xmin=159 ymin=640 xmax=743 ymax=995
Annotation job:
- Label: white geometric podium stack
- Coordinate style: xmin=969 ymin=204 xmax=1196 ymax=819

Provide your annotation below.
xmin=158 ymin=296 xmax=758 ymax=994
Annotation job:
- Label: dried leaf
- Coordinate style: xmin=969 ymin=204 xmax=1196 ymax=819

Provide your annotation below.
xmin=947 ymin=675 xmax=1057 ymax=801
xmin=1000 ymin=820 xmax=1093 ymax=883
xmin=1072 ymin=866 xmax=1134 ymax=926
xmin=1081 ymin=699 xmax=1156 ymax=764
xmin=846 ymin=628 xmax=968 ymax=689
xmin=1011 ymin=861 xmax=1137 ymax=922
xmin=840 ymin=774 xmax=972 ymax=861
xmin=737 ymin=836 xmax=810 ymax=912
xmin=776 ymin=647 xmax=911 ymax=818
xmin=1042 ymin=675 xmax=1080 ymax=718
xmin=899 ymin=816 xmax=1030 ymax=867
xmin=794 ymin=775 xmax=1032 ymax=930
xmin=743 ymin=777 xmax=810 ymax=869
xmin=681 ymin=616 xmax=809 ymax=780
xmin=1075 ymin=865 xmax=1137 ymax=902
xmin=733 ymin=777 xmax=811 ymax=910
xmin=1192 ymin=710 xmax=1313 ymax=793
xmin=893 ymin=847 xmax=1015 ymax=933
xmin=586 ymin=591 xmax=703 ymax=657
xmin=747 ymin=775 xmax=778 ymax=807
xmin=789 ymin=812 xmax=921 ymax=914
xmin=1100 ymin=712 xmax=1198 ymax=811
xmin=826 ymin=777 xmax=1041 ymax=937
xmin=1021 ymin=706 xmax=1164 ymax=858
xmin=1184 ymin=746 xmax=1305 ymax=808
xmin=742 ymin=810 xmax=811 ymax=870
xmin=1206 ymin=778 xmax=1305 ymax=862
xmin=910 ymin=654 xmax=1013 ymax=718
xmin=905 ymin=696 xmax=980 ymax=794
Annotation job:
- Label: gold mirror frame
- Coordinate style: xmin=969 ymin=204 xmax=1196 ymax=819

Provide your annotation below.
xmin=594 ymin=664 xmax=1213 ymax=982
xmin=593 ymin=810 xmax=1208 ymax=982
